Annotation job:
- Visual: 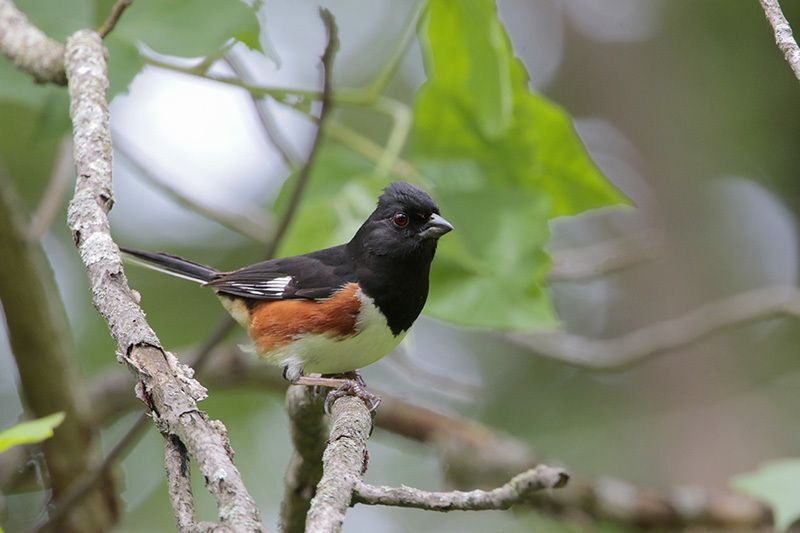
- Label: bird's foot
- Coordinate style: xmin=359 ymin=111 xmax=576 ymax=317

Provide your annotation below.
xmin=339 ymin=370 xmax=367 ymax=388
xmin=323 ymin=378 xmax=381 ymax=414
xmin=292 ymin=372 xmax=381 ymax=414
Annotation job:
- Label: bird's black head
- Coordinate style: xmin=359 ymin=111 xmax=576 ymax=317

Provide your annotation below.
xmin=350 ymin=181 xmax=453 ymax=260
xmin=347 ymin=182 xmax=453 ymax=335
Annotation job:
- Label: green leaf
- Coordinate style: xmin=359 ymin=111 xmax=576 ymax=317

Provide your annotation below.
xmin=408 ymin=0 xmax=626 ymax=329
xmin=423 ymin=161 xmax=556 ymax=328
xmin=732 ymin=459 xmax=800 ymax=531
xmin=274 ymin=144 xmax=384 ymax=258
xmin=0 ymin=413 xmax=65 ymax=454
xmin=421 ymin=0 xmax=512 ymax=137
xmin=415 ymin=0 xmax=626 ymax=217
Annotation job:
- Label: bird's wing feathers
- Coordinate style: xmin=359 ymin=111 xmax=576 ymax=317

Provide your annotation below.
xmin=204 ymin=245 xmax=356 ymax=301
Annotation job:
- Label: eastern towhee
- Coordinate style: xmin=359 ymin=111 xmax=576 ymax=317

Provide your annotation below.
xmin=122 ymin=182 xmax=453 ymax=411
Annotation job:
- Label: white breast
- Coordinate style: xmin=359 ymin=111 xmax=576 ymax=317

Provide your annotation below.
xmin=265 ymin=289 xmax=406 ymax=378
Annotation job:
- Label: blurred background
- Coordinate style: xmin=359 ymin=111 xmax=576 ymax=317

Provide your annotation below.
xmin=2 ymin=0 xmax=800 ymax=531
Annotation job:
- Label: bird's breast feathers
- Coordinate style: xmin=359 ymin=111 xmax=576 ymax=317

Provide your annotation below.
xmin=235 ymin=283 xmax=405 ymax=376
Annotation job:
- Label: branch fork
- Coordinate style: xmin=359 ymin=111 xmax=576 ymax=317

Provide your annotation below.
xmin=64 ymin=29 xmax=261 ymax=531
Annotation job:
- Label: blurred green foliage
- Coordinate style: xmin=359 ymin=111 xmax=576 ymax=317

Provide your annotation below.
xmin=2 ymin=0 xmax=798 ymax=531
xmin=733 ymin=459 xmax=800 ymax=530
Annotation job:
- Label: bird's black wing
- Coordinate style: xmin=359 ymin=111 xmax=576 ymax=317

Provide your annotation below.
xmin=203 ymin=245 xmax=357 ymax=300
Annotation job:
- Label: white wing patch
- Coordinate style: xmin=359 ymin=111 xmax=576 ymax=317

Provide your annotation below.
xmin=228 ymin=276 xmax=292 ymax=297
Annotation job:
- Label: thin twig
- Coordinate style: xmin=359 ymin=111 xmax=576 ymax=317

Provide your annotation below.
xmin=364 ymin=0 xmax=426 ymax=99
xmin=326 ymin=120 xmax=422 ymax=181
xmin=114 ymin=132 xmax=272 ymax=244
xmin=29 ymin=136 xmax=74 ymax=240
xmin=268 ymin=7 xmax=339 ymax=254
xmin=145 ymin=53 xmax=423 ymax=184
xmin=64 ymin=29 xmax=261 ymax=531
xmin=372 ymin=96 xmax=412 ymax=178
xmin=352 ymin=465 xmax=569 ymax=511
xmin=386 ymin=346 xmax=481 ymax=401
xmin=97 ymin=0 xmax=133 ymax=39
xmin=304 ymin=397 xmax=372 ymax=533
xmin=0 ymin=0 xmax=66 ymax=84
xmin=758 ymin=0 xmax=800 ymax=82
xmin=36 ymin=414 xmax=150 ymax=532
xmin=187 ymin=314 xmax=237 ymax=369
xmin=279 ymin=386 xmax=327 ymax=533
xmin=223 ymin=50 xmax=303 ymax=170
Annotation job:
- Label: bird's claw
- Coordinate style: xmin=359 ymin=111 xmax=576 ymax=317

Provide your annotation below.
xmin=324 ymin=379 xmax=381 ymax=414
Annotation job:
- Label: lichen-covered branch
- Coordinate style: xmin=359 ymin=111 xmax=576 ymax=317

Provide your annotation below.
xmin=164 ymin=436 xmax=198 ymax=532
xmin=279 ymin=386 xmax=327 ymax=533
xmin=304 ymin=397 xmax=372 ymax=533
xmin=0 ymin=169 xmax=117 ymax=532
xmin=64 ymin=29 xmax=261 ymax=531
xmin=0 ymin=0 xmax=65 ymax=83
xmin=353 ymin=465 xmax=568 ymax=511
xmin=758 ymin=0 xmax=800 ymax=82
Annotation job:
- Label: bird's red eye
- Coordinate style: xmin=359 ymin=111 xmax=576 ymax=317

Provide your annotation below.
xmin=392 ymin=213 xmax=409 ymax=228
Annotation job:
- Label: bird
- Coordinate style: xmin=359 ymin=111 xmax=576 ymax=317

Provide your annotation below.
xmin=122 ymin=181 xmax=453 ymax=411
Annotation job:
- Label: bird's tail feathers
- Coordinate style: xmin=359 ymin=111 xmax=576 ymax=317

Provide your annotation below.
xmin=120 ymin=248 xmax=219 ymax=284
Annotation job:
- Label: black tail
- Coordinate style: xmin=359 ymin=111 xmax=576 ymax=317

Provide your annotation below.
xmin=121 ymin=248 xmax=219 ymax=284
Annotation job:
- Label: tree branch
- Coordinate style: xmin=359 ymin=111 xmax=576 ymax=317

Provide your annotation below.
xmin=97 ymin=0 xmax=133 ymax=39
xmin=269 ymin=7 xmax=339 ymax=251
xmin=0 ymin=0 xmax=66 ymax=84
xmin=29 ymin=136 xmax=74 ymax=239
xmin=758 ymin=0 xmax=800 ymax=82
xmin=548 ymin=231 xmax=662 ymax=282
xmin=353 ymin=465 xmax=568 ymax=511
xmin=63 ymin=29 xmax=261 ymax=530
xmin=304 ymin=397 xmax=372 ymax=533
xmin=0 ymin=166 xmax=118 ymax=532
xmin=507 ymin=285 xmax=800 ymax=368
xmin=279 ymin=386 xmax=327 ymax=533
xmin=35 ymin=414 xmax=149 ymax=532
xmin=3 ymin=343 xmax=773 ymax=529
xmin=113 ymin=132 xmax=272 ymax=244
xmin=223 ymin=51 xmax=303 ymax=170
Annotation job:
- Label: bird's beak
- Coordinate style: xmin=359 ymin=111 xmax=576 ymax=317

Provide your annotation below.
xmin=420 ymin=213 xmax=454 ymax=240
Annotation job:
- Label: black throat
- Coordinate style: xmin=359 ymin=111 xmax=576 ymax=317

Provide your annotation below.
xmin=346 ymin=240 xmax=436 ymax=336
